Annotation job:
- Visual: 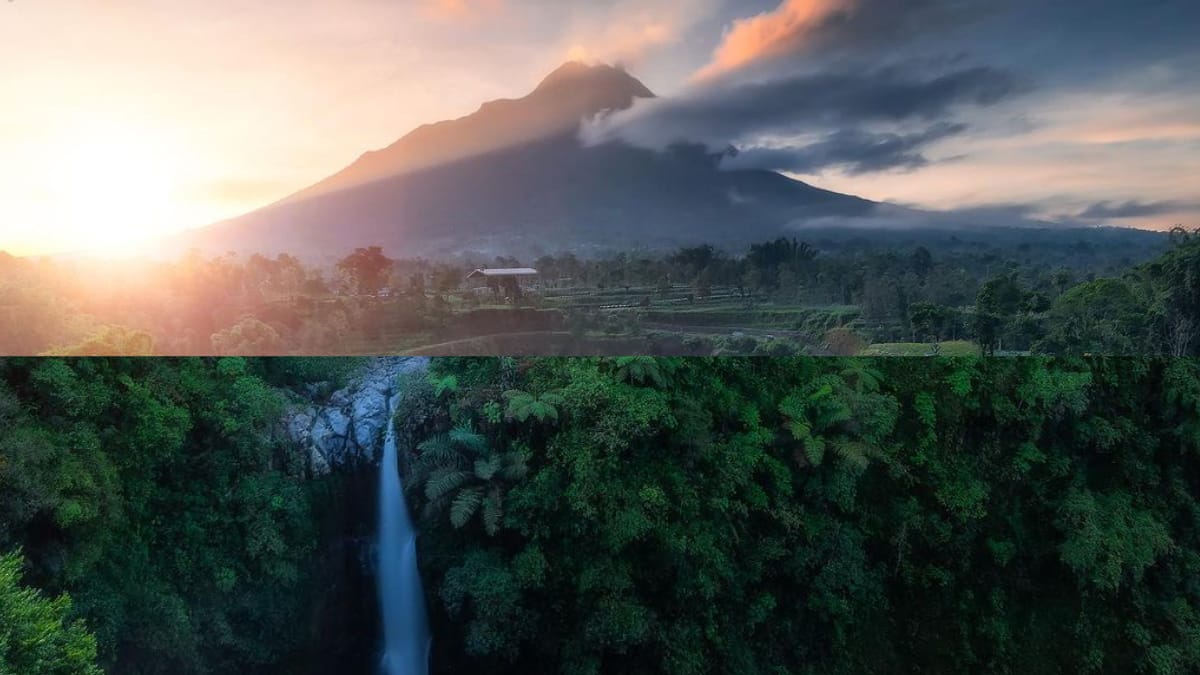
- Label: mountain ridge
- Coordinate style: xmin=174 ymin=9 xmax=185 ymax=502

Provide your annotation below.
xmin=178 ymin=61 xmax=886 ymax=259
xmin=282 ymin=61 xmax=654 ymax=204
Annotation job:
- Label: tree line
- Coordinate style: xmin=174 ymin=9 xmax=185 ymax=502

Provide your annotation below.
xmin=0 ymin=226 xmax=1189 ymax=356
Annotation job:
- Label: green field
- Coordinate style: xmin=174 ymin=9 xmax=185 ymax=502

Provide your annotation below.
xmin=859 ymin=340 xmax=980 ymax=356
xmin=253 ymin=282 xmax=961 ymax=356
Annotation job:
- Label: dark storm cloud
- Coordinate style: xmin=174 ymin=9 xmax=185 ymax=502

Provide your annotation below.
xmin=696 ymin=65 xmax=1017 ymax=128
xmin=1078 ymin=200 xmax=1200 ymax=220
xmin=583 ymin=0 xmax=1200 ymax=184
xmin=722 ymin=122 xmax=968 ymax=175
xmin=583 ymin=65 xmax=1023 ymax=149
xmin=581 ymin=0 xmax=1030 ymax=174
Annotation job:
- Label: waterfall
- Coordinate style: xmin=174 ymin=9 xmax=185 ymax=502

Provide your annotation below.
xmin=378 ymin=392 xmax=431 ymax=675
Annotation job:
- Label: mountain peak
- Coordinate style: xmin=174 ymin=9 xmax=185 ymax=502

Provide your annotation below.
xmin=281 ymin=61 xmax=656 ymax=204
xmin=536 ymin=60 xmax=595 ymax=87
xmin=533 ymin=61 xmax=654 ymax=100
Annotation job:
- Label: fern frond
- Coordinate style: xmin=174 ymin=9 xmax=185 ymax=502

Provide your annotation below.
xmin=449 ymin=425 xmax=487 ymax=454
xmin=450 ymin=487 xmax=483 ymax=529
xmin=804 ymin=437 xmax=827 ymax=467
xmin=416 ymin=433 xmax=468 ymax=470
xmin=529 ymin=401 xmax=557 ymax=422
xmin=833 ymin=441 xmax=873 ymax=471
xmin=613 ymin=356 xmax=666 ymax=387
xmin=418 ymin=434 xmax=455 ymax=459
xmin=482 ymin=490 xmax=503 ymax=536
xmin=474 ymin=455 xmax=502 ymax=481
xmin=425 ymin=468 xmax=472 ymax=501
xmin=819 ymin=404 xmax=853 ymax=429
xmin=504 ymin=391 xmax=536 ymax=422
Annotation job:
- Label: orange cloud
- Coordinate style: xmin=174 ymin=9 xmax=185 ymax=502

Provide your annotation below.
xmin=1071 ymin=122 xmax=1200 ymax=145
xmin=422 ymin=0 xmax=504 ymax=21
xmin=568 ymin=21 xmax=674 ymax=65
xmin=607 ymin=21 xmax=675 ymax=63
xmin=695 ymin=0 xmax=854 ymax=80
xmin=562 ymin=0 xmax=716 ymax=68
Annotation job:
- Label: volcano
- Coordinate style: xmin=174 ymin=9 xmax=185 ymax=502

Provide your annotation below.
xmin=180 ymin=62 xmax=878 ymax=259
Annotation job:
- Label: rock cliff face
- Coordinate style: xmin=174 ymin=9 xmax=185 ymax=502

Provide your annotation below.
xmin=284 ymin=357 xmax=429 ymax=475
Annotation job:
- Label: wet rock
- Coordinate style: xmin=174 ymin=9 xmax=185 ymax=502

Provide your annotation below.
xmin=282 ymin=357 xmax=429 ymax=475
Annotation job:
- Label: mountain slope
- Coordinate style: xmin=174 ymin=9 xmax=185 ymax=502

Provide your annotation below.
xmin=181 ymin=62 xmax=879 ymax=259
xmin=286 ymin=62 xmax=654 ymax=203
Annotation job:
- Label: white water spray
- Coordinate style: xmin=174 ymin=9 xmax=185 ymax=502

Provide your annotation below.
xmin=378 ymin=392 xmax=431 ymax=675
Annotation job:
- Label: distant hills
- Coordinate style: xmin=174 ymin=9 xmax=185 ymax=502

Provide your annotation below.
xmin=176 ymin=62 xmax=1141 ymax=261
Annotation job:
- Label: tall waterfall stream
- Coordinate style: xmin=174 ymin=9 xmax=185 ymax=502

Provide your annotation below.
xmin=378 ymin=392 xmax=431 ymax=675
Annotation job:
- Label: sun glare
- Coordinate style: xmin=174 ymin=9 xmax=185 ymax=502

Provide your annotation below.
xmin=567 ymin=45 xmax=592 ymax=62
xmin=46 ymin=126 xmax=183 ymax=256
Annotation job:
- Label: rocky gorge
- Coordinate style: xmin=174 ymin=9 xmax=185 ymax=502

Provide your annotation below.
xmin=283 ymin=357 xmax=430 ymax=475
xmin=270 ymin=356 xmax=436 ymax=673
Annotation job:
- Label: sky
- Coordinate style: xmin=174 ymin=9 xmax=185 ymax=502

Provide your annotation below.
xmin=1 ymin=0 xmax=1198 ymax=255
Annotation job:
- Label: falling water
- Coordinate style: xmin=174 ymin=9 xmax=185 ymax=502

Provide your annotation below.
xmin=378 ymin=392 xmax=431 ymax=675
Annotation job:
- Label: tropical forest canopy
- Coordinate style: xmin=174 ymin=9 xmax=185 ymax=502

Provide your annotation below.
xmin=2 ymin=356 xmax=1200 ymax=673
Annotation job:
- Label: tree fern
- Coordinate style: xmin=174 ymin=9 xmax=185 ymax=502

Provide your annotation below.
xmin=503 ymin=390 xmax=563 ymax=423
xmin=779 ymin=394 xmax=810 ymax=439
xmin=450 ymin=487 xmax=483 ymax=529
xmin=803 ymin=435 xmax=828 ymax=467
xmin=430 ymin=373 xmax=458 ymax=398
xmin=411 ymin=422 xmax=528 ymax=536
xmin=409 ymin=434 xmax=467 ymax=491
xmin=474 ymin=455 xmax=502 ymax=481
xmin=482 ymin=488 xmax=503 ymax=536
xmin=425 ymin=468 xmax=472 ymax=501
xmin=417 ymin=434 xmax=462 ymax=466
xmin=780 ymin=372 xmax=892 ymax=469
xmin=448 ymin=425 xmax=488 ymax=455
xmin=612 ymin=356 xmax=668 ymax=387
xmin=831 ymin=440 xmax=873 ymax=471
xmin=839 ymin=361 xmax=884 ymax=393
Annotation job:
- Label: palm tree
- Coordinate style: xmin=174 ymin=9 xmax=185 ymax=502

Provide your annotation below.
xmin=406 ymin=425 xmax=527 ymax=535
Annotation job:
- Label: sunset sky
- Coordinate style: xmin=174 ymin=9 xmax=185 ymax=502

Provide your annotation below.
xmin=2 ymin=0 xmax=1198 ymax=256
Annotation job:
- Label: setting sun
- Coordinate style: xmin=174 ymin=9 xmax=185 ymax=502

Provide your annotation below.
xmin=42 ymin=125 xmax=183 ymax=256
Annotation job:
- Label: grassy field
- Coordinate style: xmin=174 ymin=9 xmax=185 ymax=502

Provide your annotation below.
xmin=400 ymin=331 xmax=715 ymax=356
xmin=305 ymin=283 xmax=920 ymax=355
xmin=859 ymin=341 xmax=980 ymax=356
xmin=341 ymin=333 xmax=436 ymax=355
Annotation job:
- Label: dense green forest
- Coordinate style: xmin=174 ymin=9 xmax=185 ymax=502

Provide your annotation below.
xmin=402 ymin=356 xmax=1200 ymax=674
xmin=1 ymin=225 xmax=1195 ymax=356
xmin=3 ymin=356 xmax=1200 ymax=673
xmin=0 ymin=358 xmax=354 ymax=674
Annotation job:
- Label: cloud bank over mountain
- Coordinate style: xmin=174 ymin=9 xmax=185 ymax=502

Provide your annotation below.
xmin=578 ymin=0 xmax=1200 ymax=227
